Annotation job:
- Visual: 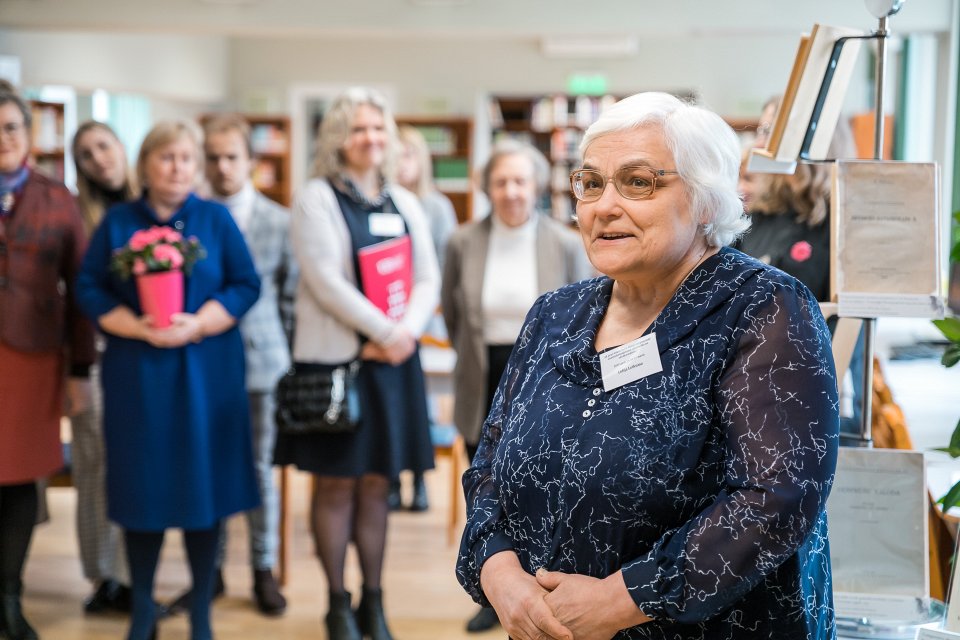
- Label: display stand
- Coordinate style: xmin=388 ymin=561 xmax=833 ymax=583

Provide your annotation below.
xmin=750 ymin=2 xmax=923 ymax=448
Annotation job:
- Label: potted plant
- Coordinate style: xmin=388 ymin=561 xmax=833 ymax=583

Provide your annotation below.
xmin=933 ymin=211 xmax=960 ymax=510
xmin=110 ymin=225 xmax=205 ymax=328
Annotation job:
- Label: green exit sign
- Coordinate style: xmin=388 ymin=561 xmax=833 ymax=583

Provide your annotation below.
xmin=567 ymin=74 xmax=608 ymax=96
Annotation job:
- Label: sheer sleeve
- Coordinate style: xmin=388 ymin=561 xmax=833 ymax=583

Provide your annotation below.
xmin=455 ymin=295 xmax=545 ymax=606
xmin=620 ymin=282 xmax=839 ymax=623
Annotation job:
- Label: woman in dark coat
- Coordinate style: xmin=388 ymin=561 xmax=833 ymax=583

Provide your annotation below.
xmin=77 ymin=121 xmax=261 ymax=640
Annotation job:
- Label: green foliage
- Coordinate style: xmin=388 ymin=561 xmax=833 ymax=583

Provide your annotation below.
xmin=934 ymin=221 xmax=960 ymax=510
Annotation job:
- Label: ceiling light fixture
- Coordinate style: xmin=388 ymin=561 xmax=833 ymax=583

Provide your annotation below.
xmin=541 ymin=35 xmax=640 ymax=59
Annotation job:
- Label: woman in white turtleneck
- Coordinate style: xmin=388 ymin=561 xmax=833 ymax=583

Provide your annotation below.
xmin=440 ymin=139 xmax=593 ymax=632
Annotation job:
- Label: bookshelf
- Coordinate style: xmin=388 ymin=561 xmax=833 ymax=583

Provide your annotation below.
xmin=395 ymin=116 xmax=473 ymax=223
xmin=247 ymin=115 xmax=292 ymax=207
xmin=489 ymin=95 xmax=618 ymax=223
xmin=201 ymin=113 xmax=292 ymax=207
xmin=28 ymin=100 xmax=66 ymax=181
xmin=490 ymin=95 xmax=760 ymax=221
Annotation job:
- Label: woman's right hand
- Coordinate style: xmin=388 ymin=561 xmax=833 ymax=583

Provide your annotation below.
xmin=361 ymin=327 xmax=417 ymax=366
xmin=479 ymin=551 xmax=573 ymax=640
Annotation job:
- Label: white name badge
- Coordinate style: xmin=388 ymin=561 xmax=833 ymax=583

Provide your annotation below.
xmin=599 ymin=333 xmax=663 ymax=392
xmin=369 ymin=212 xmax=404 ymax=237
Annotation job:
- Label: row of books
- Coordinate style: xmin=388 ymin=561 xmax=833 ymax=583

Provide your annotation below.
xmin=550 ymin=128 xmax=583 ymax=162
xmin=529 ymin=95 xmax=618 ymax=132
xmin=415 ymin=125 xmax=458 ymax=155
xmin=250 ymin=123 xmax=288 ymax=154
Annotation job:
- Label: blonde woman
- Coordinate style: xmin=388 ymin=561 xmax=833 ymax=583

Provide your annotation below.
xmin=71 ymin=120 xmax=139 ymax=615
xmin=77 ymin=121 xmax=261 ymax=640
xmin=274 ymin=88 xmax=439 ymax=640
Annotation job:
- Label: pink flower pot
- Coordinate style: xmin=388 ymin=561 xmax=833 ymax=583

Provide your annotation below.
xmin=136 ymin=270 xmax=183 ymax=328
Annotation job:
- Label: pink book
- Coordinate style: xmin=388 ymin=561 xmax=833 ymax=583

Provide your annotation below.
xmin=357 ymin=235 xmax=412 ymax=320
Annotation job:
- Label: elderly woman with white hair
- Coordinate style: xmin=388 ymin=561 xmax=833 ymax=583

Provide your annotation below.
xmin=274 ymin=87 xmax=439 ymax=640
xmin=456 ymin=92 xmax=839 ymax=640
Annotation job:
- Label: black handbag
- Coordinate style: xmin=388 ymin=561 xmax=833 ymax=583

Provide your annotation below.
xmin=275 ymin=360 xmax=361 ymax=435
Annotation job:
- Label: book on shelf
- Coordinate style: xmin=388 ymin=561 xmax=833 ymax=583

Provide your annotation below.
xmin=759 ymin=23 xmax=864 ymax=164
xmin=415 ymin=126 xmax=456 ymax=155
xmin=252 ymin=159 xmax=277 ymax=190
xmin=250 ymin=123 xmax=288 ymax=154
xmin=827 ymin=447 xmax=929 ymax=620
xmin=766 ymin=33 xmax=812 ymax=157
xmin=831 ymin=160 xmax=943 ymax=317
xmin=487 ymin=98 xmax=504 ymax=129
xmin=357 ymin=235 xmax=412 ymax=321
xmin=550 ymin=129 xmax=582 ymax=162
xmin=433 ymin=157 xmax=469 ymax=191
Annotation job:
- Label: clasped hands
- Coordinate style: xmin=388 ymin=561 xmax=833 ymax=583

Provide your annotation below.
xmin=137 ymin=312 xmax=205 ymax=348
xmin=479 ymin=551 xmax=649 ymax=640
xmin=359 ymin=326 xmax=416 ymax=366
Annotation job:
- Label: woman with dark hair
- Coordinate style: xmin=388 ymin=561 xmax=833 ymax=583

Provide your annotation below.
xmin=71 ymin=120 xmax=139 ymax=615
xmin=0 ymin=84 xmax=95 ymax=640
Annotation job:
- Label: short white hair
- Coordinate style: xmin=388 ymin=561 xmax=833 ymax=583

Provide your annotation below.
xmin=580 ymin=92 xmax=749 ymax=247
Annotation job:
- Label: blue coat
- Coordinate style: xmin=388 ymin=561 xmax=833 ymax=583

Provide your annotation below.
xmin=457 ymin=247 xmax=839 ymax=639
xmin=77 ymin=195 xmax=261 ymax=531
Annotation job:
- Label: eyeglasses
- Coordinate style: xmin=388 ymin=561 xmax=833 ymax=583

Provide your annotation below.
xmin=569 ymin=166 xmax=679 ymax=202
xmin=0 ymin=122 xmax=25 ymax=139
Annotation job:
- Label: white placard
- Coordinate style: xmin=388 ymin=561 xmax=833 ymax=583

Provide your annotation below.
xmin=598 ymin=333 xmax=662 ymax=392
xmin=369 ymin=213 xmax=404 ymax=237
xmin=833 ymin=592 xmax=928 ymax=621
xmin=838 ymin=293 xmax=946 ymax=319
xmin=827 ymin=448 xmax=928 ymax=605
xmin=918 ymin=628 xmax=960 ymax=640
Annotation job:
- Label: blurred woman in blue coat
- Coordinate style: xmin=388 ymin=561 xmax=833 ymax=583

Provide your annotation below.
xmin=77 ymin=121 xmax=261 ymax=640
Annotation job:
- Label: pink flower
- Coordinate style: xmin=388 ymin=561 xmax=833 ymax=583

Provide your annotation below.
xmin=790 ymin=241 xmax=813 ymax=262
xmin=128 ymin=229 xmax=155 ymax=251
xmin=159 ymin=226 xmax=183 ymax=243
xmin=132 ymin=258 xmax=148 ymax=275
xmin=152 ymin=244 xmax=184 ymax=269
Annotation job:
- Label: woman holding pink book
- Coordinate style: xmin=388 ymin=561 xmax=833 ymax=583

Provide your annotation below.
xmin=274 ymin=87 xmax=439 ymax=640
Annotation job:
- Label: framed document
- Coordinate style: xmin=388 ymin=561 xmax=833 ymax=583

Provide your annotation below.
xmin=827 ymin=448 xmax=928 ymax=619
xmin=831 ymin=160 xmax=944 ymax=318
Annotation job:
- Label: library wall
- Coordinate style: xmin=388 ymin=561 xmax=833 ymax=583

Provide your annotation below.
xmin=0 ymin=29 xmax=229 ymax=104
xmin=227 ymin=33 xmax=868 ymax=119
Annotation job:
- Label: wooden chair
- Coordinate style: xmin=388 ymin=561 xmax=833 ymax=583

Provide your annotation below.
xmin=431 ymin=424 xmax=467 ymax=546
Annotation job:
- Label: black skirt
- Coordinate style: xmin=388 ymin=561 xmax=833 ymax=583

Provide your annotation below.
xmin=273 ymin=350 xmax=435 ymax=478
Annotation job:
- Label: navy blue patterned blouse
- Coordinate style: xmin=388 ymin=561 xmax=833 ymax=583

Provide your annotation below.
xmin=457 ymin=247 xmax=839 ymax=639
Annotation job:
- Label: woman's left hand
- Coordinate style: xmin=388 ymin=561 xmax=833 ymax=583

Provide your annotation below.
xmin=537 ymin=569 xmax=650 ymax=639
xmin=144 ymin=312 xmax=204 ymax=348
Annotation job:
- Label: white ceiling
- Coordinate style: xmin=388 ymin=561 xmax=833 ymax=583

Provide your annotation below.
xmin=0 ymin=0 xmax=953 ymax=39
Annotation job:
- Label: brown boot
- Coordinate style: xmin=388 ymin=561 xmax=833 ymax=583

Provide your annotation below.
xmin=252 ymin=569 xmax=287 ymax=616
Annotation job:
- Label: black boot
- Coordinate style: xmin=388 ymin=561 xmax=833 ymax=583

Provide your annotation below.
xmin=325 ymin=590 xmax=361 ymax=640
xmin=410 ymin=475 xmax=429 ymax=512
xmin=387 ymin=480 xmax=402 ymax=512
xmin=1 ymin=580 xmax=39 ymax=640
xmin=356 ymin=587 xmax=394 ymax=640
